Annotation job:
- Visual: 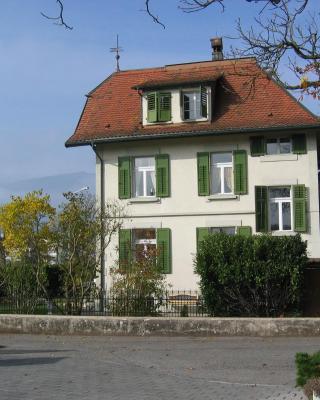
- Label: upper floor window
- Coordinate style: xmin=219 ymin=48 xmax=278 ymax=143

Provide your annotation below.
xmin=210 ymin=152 xmax=233 ymax=195
xmin=182 ymin=86 xmax=208 ymax=121
xmin=197 ymin=150 xmax=248 ymax=196
xmin=134 ymin=157 xmax=156 ymax=197
xmin=269 ymin=187 xmax=292 ymax=231
xmin=251 ymin=134 xmax=307 ymax=157
xmin=118 ymin=155 xmax=170 ymax=199
xmin=266 ymin=138 xmax=292 ymax=155
xmin=147 ymin=92 xmax=171 ymax=123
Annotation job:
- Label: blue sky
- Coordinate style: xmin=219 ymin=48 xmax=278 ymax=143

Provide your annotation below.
xmin=0 ymin=0 xmax=318 ymax=184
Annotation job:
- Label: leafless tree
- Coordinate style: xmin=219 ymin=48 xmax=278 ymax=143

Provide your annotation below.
xmin=42 ymin=0 xmax=319 ymax=98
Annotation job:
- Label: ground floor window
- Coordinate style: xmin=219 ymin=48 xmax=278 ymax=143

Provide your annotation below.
xmin=209 ymin=226 xmax=236 ymax=235
xmin=132 ymin=228 xmax=156 ymax=260
xmin=269 ymin=187 xmax=292 ymax=231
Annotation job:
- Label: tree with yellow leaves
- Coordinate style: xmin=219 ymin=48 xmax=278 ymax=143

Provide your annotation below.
xmin=0 ymin=191 xmax=56 ymax=310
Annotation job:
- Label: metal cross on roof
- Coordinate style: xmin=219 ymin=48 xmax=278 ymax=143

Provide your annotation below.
xmin=110 ymin=34 xmax=123 ymax=72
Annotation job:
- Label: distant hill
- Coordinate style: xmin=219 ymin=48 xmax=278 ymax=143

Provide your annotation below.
xmin=0 ymin=172 xmax=95 ymax=206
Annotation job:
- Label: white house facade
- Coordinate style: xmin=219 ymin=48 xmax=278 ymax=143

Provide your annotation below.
xmin=66 ymin=39 xmax=320 ymax=291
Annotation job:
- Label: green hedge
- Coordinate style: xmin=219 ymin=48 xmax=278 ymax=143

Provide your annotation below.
xmin=296 ymin=352 xmax=320 ymax=387
xmin=195 ymin=233 xmax=307 ymax=317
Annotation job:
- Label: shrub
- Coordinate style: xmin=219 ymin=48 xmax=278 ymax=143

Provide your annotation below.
xmin=304 ymin=378 xmax=320 ymax=399
xmin=195 ymin=233 xmax=307 ymax=317
xmin=296 ymin=352 xmax=320 ymax=387
xmin=109 ymin=247 xmax=168 ymax=316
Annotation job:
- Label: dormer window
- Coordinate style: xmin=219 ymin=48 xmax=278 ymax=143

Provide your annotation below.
xmin=182 ymin=86 xmax=208 ymax=121
xmin=147 ymin=92 xmax=171 ymax=123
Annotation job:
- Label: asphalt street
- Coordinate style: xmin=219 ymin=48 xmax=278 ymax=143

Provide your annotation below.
xmin=0 ymin=334 xmax=319 ymax=400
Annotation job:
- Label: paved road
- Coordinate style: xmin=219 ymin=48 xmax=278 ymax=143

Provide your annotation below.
xmin=0 ymin=334 xmax=319 ymax=400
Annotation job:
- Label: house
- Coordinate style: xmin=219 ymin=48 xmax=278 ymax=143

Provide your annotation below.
xmin=66 ymin=38 xmax=320 ymax=291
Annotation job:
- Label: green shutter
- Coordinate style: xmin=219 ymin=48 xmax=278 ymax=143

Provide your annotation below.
xmin=200 ymin=85 xmax=208 ymax=118
xmin=197 ymin=153 xmax=210 ymax=196
xmin=237 ymin=226 xmax=252 ymax=237
xmin=250 ymin=137 xmax=265 ymax=156
xmin=292 ymin=134 xmax=307 ymax=154
xmin=233 ymin=150 xmax=248 ymax=195
xmin=159 ymin=92 xmax=171 ymax=122
xmin=119 ymin=229 xmax=131 ymax=270
xmin=293 ymin=184 xmax=307 ymax=232
xmin=157 ymin=228 xmax=171 ymax=274
xmin=255 ymin=186 xmax=268 ymax=232
xmin=118 ymin=157 xmax=131 ymax=199
xmin=196 ymin=227 xmax=209 ymax=252
xmin=156 ymin=154 xmax=170 ymax=197
xmin=147 ymin=92 xmax=158 ymax=123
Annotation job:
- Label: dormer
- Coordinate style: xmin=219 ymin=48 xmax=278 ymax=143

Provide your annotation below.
xmin=134 ymin=78 xmax=219 ymax=126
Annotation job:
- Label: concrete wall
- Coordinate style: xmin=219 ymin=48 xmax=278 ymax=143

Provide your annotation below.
xmin=96 ymin=132 xmax=320 ymax=290
xmin=2 ymin=315 xmax=320 ymax=337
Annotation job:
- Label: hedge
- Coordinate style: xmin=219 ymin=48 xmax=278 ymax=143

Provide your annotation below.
xmin=195 ymin=233 xmax=307 ymax=317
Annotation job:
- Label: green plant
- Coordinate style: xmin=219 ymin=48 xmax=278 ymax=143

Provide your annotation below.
xmin=110 ymin=247 xmax=168 ymax=316
xmin=304 ymin=377 xmax=320 ymax=399
xmin=180 ymin=304 xmax=189 ymax=317
xmin=296 ymin=352 xmax=320 ymax=387
xmin=195 ymin=233 xmax=307 ymax=317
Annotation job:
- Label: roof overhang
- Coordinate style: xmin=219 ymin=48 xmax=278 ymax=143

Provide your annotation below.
xmin=65 ymin=124 xmax=320 ymax=148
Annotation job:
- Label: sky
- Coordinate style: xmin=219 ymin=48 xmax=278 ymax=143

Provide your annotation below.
xmin=0 ymin=0 xmax=318 ymax=185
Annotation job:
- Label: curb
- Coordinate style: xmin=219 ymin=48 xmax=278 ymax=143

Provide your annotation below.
xmin=1 ymin=315 xmax=320 ymax=336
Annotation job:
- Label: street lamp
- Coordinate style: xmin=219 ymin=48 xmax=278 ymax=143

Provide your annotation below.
xmin=73 ymin=186 xmax=89 ymax=194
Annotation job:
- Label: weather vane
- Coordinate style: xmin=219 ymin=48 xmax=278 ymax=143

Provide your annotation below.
xmin=110 ymin=34 xmax=123 ymax=72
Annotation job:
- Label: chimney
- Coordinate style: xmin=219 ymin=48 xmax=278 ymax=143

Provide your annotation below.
xmin=210 ymin=37 xmax=223 ymax=61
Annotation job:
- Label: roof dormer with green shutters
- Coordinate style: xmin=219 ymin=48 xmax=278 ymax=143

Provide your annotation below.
xmin=141 ymin=85 xmax=214 ymax=125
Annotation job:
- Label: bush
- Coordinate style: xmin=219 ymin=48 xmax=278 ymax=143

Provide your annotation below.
xmin=296 ymin=352 xmax=320 ymax=387
xmin=304 ymin=378 xmax=320 ymax=399
xmin=195 ymin=233 xmax=307 ymax=317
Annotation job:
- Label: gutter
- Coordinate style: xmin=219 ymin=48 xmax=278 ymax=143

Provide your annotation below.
xmin=66 ymin=124 xmax=320 ymax=148
xmin=90 ymin=142 xmax=106 ymax=304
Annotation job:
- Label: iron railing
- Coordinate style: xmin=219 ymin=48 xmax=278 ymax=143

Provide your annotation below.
xmin=0 ymin=291 xmax=207 ymax=317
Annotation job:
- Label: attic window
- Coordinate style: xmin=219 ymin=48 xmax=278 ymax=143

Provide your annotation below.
xmin=182 ymin=86 xmax=208 ymax=121
xmin=147 ymin=92 xmax=171 ymax=123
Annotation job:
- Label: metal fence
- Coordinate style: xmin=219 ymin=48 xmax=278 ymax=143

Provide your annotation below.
xmin=0 ymin=291 xmax=207 ymax=317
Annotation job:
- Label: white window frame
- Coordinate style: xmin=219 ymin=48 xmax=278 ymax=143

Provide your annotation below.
xmin=269 ymin=187 xmax=293 ymax=232
xmin=133 ymin=157 xmax=156 ymax=198
xmin=210 ymin=153 xmax=233 ymax=195
xmin=181 ymin=88 xmax=208 ymax=122
xmin=266 ymin=137 xmax=292 ymax=155
xmin=133 ymin=229 xmax=157 ymax=258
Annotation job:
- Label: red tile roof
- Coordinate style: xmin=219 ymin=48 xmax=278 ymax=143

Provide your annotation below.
xmin=66 ymin=58 xmax=319 ymax=147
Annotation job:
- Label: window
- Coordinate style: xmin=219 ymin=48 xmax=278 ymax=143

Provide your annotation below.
xmin=210 ymin=226 xmax=236 ymax=235
xmin=133 ymin=228 xmax=157 ymax=260
xmin=133 ymin=157 xmax=156 ymax=197
xmin=119 ymin=228 xmax=171 ymax=273
xmin=266 ymin=138 xmax=292 ymax=155
xmin=210 ymin=153 xmax=233 ymax=195
xmin=118 ymin=155 xmax=170 ymax=199
xmin=269 ymin=187 xmax=292 ymax=231
xmin=147 ymin=92 xmax=171 ymax=123
xmin=182 ymin=86 xmax=208 ymax=121
xmin=183 ymin=91 xmax=201 ymax=120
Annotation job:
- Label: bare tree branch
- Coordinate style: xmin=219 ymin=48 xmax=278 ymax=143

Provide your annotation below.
xmin=143 ymin=0 xmax=165 ymax=28
xmin=41 ymin=0 xmax=73 ymax=30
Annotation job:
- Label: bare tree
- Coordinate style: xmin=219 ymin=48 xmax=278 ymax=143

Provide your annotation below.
xmin=42 ymin=0 xmax=319 ymax=98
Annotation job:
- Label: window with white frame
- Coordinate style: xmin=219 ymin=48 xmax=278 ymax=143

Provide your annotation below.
xmin=269 ymin=187 xmax=292 ymax=231
xmin=133 ymin=157 xmax=156 ymax=197
xmin=133 ymin=228 xmax=157 ymax=260
xmin=210 ymin=153 xmax=233 ymax=195
xmin=209 ymin=226 xmax=236 ymax=235
xmin=182 ymin=91 xmax=201 ymax=120
xmin=266 ymin=138 xmax=292 ymax=155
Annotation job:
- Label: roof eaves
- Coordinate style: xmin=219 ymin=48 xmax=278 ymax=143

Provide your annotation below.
xmin=65 ymin=123 xmax=320 ymax=148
